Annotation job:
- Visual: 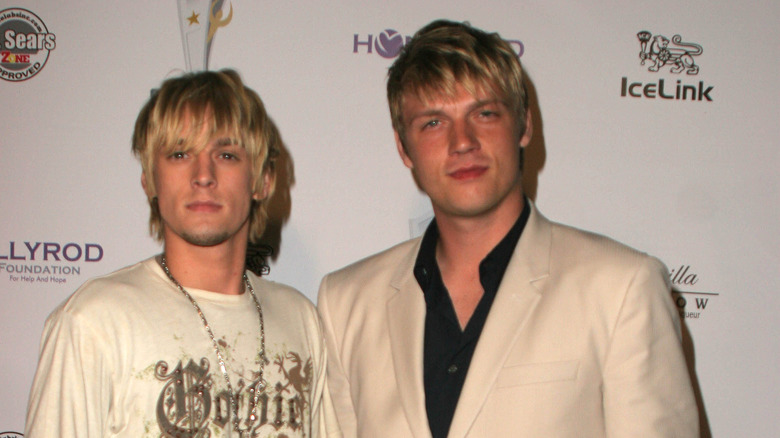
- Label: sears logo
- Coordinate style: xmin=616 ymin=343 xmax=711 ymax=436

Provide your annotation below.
xmin=353 ymin=28 xmax=524 ymax=59
xmin=621 ymin=30 xmax=713 ymax=101
xmin=0 ymin=8 xmax=55 ymax=82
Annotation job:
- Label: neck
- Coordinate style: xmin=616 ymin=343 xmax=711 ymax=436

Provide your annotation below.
xmin=434 ymin=190 xmax=524 ymax=271
xmin=161 ymin=238 xmax=248 ymax=295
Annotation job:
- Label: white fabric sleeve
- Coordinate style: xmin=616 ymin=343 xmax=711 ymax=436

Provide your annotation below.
xmin=25 ymin=305 xmax=113 ymax=437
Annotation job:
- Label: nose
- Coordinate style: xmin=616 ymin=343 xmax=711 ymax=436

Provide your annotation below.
xmin=192 ymin=152 xmax=216 ymax=187
xmin=449 ymin=119 xmax=479 ymax=155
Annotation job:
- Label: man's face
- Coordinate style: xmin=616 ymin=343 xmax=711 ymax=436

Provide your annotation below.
xmin=144 ymin=119 xmax=261 ymax=249
xmin=395 ymin=84 xmax=531 ymax=221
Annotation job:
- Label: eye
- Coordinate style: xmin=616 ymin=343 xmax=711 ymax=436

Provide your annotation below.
xmin=169 ymin=151 xmax=188 ymax=159
xmin=219 ymin=152 xmax=238 ymax=160
xmin=422 ymin=119 xmax=441 ymax=129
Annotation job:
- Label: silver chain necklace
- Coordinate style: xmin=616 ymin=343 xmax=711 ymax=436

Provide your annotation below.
xmin=160 ymin=255 xmax=267 ymax=436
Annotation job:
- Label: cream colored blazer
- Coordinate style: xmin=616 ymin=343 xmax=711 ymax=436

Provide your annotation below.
xmin=318 ymin=203 xmax=698 ymax=438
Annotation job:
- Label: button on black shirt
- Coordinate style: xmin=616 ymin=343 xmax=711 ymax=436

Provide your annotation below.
xmin=413 ymin=201 xmax=530 ymax=438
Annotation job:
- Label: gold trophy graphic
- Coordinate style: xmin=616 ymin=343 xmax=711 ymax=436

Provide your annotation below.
xmin=177 ymin=0 xmax=233 ymax=71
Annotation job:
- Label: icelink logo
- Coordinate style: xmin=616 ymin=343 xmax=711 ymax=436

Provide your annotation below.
xmin=0 ymin=8 xmax=56 ymax=82
xmin=620 ymin=31 xmax=713 ymax=102
xmin=353 ymin=28 xmax=525 ymax=60
xmin=668 ymin=264 xmax=719 ymax=320
xmin=0 ymin=240 xmax=104 ymax=285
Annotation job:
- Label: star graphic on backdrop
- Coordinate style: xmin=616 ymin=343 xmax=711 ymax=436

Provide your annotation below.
xmin=187 ymin=12 xmax=200 ymax=25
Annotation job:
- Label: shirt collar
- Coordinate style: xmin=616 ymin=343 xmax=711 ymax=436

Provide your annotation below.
xmin=413 ymin=198 xmax=531 ymax=294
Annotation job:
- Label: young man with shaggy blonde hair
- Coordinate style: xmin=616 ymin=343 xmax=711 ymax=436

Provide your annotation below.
xmin=27 ymin=70 xmax=339 ymax=438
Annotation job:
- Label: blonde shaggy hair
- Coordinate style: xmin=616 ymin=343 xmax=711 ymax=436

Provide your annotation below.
xmin=387 ymin=20 xmax=528 ymax=145
xmin=132 ymin=69 xmax=280 ymax=243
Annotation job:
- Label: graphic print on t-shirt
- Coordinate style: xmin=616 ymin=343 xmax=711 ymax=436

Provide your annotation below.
xmin=148 ymin=345 xmax=313 ymax=437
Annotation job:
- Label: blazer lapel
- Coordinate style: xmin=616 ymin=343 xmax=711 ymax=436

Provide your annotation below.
xmin=386 ymin=239 xmax=433 ymax=438
xmin=447 ymin=202 xmax=553 ymax=438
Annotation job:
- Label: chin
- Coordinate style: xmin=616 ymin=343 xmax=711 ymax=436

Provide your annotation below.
xmin=180 ymin=231 xmax=231 ymax=247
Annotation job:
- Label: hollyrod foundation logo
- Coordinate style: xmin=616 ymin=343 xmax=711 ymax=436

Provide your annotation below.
xmin=0 ymin=8 xmax=56 ymax=82
xmin=353 ymin=28 xmax=524 ymax=59
xmin=620 ymin=30 xmax=713 ymax=101
xmin=668 ymin=264 xmax=719 ymax=320
xmin=0 ymin=240 xmax=104 ymax=285
xmin=0 ymin=431 xmax=23 ymax=438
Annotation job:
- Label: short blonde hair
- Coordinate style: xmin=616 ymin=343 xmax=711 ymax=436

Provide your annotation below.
xmin=387 ymin=20 xmax=528 ymax=143
xmin=132 ymin=69 xmax=280 ymax=243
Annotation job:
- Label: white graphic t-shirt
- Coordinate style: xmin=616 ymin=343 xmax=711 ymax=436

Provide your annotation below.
xmin=25 ymin=257 xmax=338 ymax=438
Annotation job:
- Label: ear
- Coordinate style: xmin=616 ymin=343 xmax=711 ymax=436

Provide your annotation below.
xmin=519 ymin=111 xmax=533 ymax=149
xmin=141 ymin=172 xmax=153 ymax=198
xmin=252 ymin=171 xmax=273 ymax=201
xmin=394 ymin=130 xmax=414 ymax=169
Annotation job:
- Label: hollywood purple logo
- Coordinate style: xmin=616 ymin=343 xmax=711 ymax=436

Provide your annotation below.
xmin=353 ymin=28 xmax=410 ymax=58
xmin=354 ymin=29 xmax=524 ymax=60
xmin=375 ymin=29 xmax=405 ymax=58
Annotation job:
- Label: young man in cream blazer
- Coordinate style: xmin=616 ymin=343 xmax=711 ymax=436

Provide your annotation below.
xmin=318 ymin=20 xmax=698 ymax=438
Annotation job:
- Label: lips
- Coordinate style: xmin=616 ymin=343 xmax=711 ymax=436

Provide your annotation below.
xmin=186 ymin=201 xmax=222 ymax=212
xmin=449 ymin=165 xmax=487 ymax=180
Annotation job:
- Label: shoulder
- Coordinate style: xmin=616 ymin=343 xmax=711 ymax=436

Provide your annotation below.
xmin=542 ymin=221 xmax=670 ymax=308
xmin=55 ymin=258 xmax=162 ymax=317
xmin=317 ymin=238 xmax=421 ymax=321
xmin=525 ymin=202 xmax=664 ymax=280
xmin=527 ymin=203 xmax=668 ymax=293
xmin=549 ymin=221 xmax=662 ymax=271
xmin=250 ymin=275 xmax=321 ymax=326
xmin=323 ymin=238 xmax=420 ymax=287
xmin=252 ymin=275 xmax=315 ymax=310
xmin=251 ymin=276 xmax=327 ymax=357
xmin=37 ymin=258 xmax=162 ymax=353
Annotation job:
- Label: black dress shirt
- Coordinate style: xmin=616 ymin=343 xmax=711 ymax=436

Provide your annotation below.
xmin=413 ymin=201 xmax=531 ymax=438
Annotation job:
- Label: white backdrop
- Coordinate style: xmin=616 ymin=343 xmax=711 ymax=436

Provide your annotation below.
xmin=1 ymin=1 xmax=778 ymax=436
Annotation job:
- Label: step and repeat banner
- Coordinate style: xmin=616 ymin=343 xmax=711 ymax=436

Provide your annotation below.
xmin=1 ymin=1 xmax=778 ymax=435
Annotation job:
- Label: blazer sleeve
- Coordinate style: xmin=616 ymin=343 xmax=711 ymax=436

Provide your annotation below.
xmin=302 ymin=295 xmax=344 ymax=438
xmin=601 ymin=256 xmax=699 ymax=437
xmin=317 ymin=274 xmax=358 ymax=438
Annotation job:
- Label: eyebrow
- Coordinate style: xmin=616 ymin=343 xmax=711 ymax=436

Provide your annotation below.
xmin=469 ymin=98 xmax=506 ymax=111
xmin=407 ymin=98 xmax=505 ymax=122
xmin=214 ymin=137 xmax=238 ymax=146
